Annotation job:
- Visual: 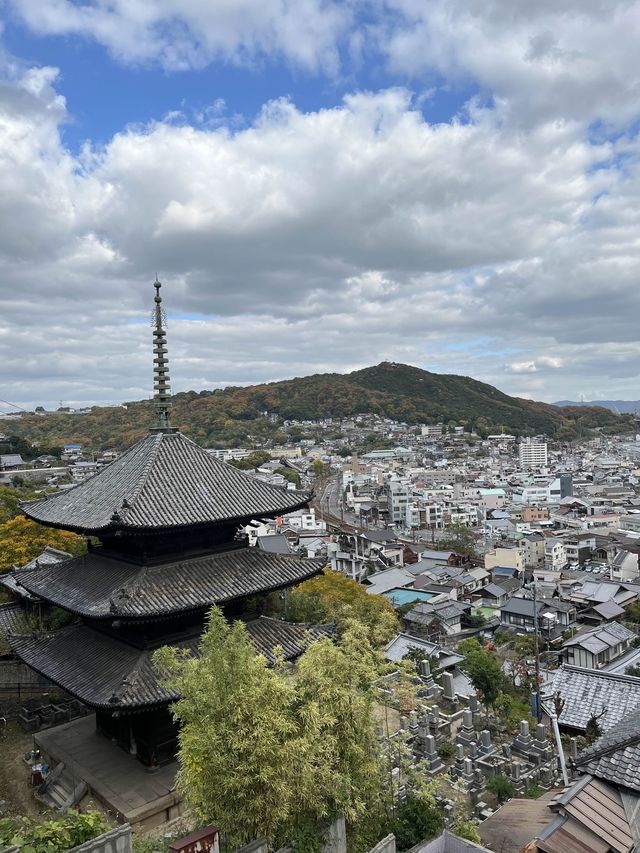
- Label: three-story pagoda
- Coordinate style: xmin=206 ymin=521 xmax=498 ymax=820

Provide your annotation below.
xmin=11 ymin=281 xmax=322 ymax=766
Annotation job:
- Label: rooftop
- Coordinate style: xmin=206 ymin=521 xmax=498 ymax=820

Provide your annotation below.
xmin=10 ymin=617 xmax=332 ymax=710
xmin=23 ymin=431 xmax=311 ymax=534
xmin=545 ymin=665 xmax=640 ymax=732
xmin=13 ymin=547 xmax=322 ymax=619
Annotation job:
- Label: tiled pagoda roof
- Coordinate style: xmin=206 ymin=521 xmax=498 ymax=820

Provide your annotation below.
xmin=13 ymin=547 xmax=322 ymax=618
xmin=9 ymin=618 xmax=333 ymax=710
xmin=22 ymin=431 xmax=310 ymax=534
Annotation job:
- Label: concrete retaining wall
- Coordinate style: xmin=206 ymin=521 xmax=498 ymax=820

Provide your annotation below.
xmin=68 ymin=824 xmax=132 ymax=853
xmin=368 ymin=835 xmax=396 ymax=853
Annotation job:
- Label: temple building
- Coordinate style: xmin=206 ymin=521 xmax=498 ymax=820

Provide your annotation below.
xmin=10 ymin=281 xmax=323 ymax=767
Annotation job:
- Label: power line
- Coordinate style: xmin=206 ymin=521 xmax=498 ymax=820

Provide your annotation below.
xmin=0 ymin=398 xmax=27 ymax=413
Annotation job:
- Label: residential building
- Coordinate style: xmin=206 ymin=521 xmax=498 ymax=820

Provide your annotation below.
xmin=500 ymin=597 xmax=576 ymax=636
xmin=519 ymin=532 xmax=546 ymax=568
xmin=518 ymin=438 xmax=548 ymax=469
xmin=562 ymin=622 xmax=636 ymax=670
xmin=484 ymin=547 xmax=524 ymax=575
xmin=521 ymin=506 xmax=549 ymax=523
xmin=0 ymin=453 xmax=24 ymax=470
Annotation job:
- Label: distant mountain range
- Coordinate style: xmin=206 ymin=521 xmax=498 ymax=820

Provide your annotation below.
xmin=555 ymin=400 xmax=640 ymax=414
xmin=6 ymin=362 xmax=636 ymax=451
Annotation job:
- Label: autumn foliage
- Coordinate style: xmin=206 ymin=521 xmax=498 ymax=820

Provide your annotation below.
xmin=0 ymin=515 xmax=86 ymax=573
xmin=288 ymin=568 xmax=399 ymax=646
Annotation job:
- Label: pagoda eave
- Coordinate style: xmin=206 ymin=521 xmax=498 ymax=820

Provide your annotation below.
xmin=10 ymin=618 xmax=333 ymax=712
xmin=14 ymin=548 xmax=324 ymax=620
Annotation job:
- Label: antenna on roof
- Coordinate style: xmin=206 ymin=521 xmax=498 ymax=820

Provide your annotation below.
xmin=150 ymin=277 xmax=175 ymax=433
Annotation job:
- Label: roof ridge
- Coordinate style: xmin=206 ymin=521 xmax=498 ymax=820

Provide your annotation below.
xmin=577 ymin=732 xmax=640 ymax=766
xmin=561 ymin=664 xmax=640 ymax=683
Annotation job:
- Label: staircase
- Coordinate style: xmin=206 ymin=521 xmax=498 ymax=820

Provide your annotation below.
xmin=38 ymin=762 xmax=88 ymax=811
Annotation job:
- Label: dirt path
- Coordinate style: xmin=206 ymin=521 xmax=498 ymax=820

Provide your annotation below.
xmin=0 ymin=722 xmax=53 ymax=820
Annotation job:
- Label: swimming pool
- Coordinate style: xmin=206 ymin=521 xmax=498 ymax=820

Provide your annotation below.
xmin=383 ymin=588 xmax=435 ymax=607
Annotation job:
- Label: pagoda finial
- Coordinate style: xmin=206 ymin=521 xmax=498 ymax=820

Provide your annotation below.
xmin=150 ymin=277 xmax=174 ymax=433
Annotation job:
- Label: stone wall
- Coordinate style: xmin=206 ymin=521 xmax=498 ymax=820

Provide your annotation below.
xmin=236 ymin=840 xmax=268 ymax=853
xmin=407 ymin=829 xmax=491 ymax=853
xmin=368 ymin=834 xmax=396 ymax=853
xmin=68 ymin=824 xmax=132 ymax=853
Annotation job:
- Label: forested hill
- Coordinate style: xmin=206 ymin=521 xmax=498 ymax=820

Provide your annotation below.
xmin=5 ymin=362 xmax=635 ymax=452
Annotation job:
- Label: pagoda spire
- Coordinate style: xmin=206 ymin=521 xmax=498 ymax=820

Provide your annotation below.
xmin=150 ymin=278 xmax=174 ymax=433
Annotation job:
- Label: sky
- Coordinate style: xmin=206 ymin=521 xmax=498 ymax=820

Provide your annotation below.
xmin=1 ymin=1 xmax=640 ymax=411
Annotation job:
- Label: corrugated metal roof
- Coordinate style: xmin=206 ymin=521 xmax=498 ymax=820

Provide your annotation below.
xmin=23 ymin=431 xmax=310 ymax=533
xmin=10 ymin=618 xmax=333 ymax=709
xmin=13 ymin=547 xmax=322 ymax=618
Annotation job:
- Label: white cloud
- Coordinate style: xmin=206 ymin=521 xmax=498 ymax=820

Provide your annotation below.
xmin=8 ymin=0 xmax=352 ymax=72
xmin=2 ymin=35 xmax=640 ymax=408
xmin=382 ymin=0 xmax=640 ymax=126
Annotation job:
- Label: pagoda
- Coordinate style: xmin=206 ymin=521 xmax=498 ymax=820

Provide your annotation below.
xmin=10 ymin=281 xmax=323 ymax=766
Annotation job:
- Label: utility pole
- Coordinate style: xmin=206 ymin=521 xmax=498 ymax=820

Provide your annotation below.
xmin=533 ymin=581 xmax=542 ymax=723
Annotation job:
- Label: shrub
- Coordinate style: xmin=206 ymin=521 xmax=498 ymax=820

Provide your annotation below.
xmin=485 ymin=775 xmax=515 ymax=803
xmin=392 ymin=794 xmax=443 ymax=852
xmin=452 ymin=820 xmax=482 ymax=844
xmin=437 ymin=741 xmax=456 ymax=761
xmin=0 ymin=811 xmax=107 ymax=853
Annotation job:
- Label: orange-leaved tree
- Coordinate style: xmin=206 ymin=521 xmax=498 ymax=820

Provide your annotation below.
xmin=287 ymin=568 xmax=399 ymax=647
xmin=0 ymin=515 xmax=86 ymax=573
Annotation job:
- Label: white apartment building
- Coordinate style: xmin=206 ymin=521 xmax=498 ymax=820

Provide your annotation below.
xmin=421 ymin=424 xmax=444 ymax=438
xmin=544 ymin=538 xmax=567 ymax=572
xmin=405 ymin=501 xmax=443 ymax=529
xmin=279 ymin=508 xmax=326 ymax=533
xmin=513 ymin=485 xmax=551 ymax=504
xmin=519 ymin=439 xmax=548 ymax=469
xmin=386 ymin=479 xmax=411 ymax=524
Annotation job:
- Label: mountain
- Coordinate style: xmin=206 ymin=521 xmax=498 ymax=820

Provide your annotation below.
xmin=555 ymin=399 xmax=640 ymax=414
xmin=5 ymin=362 xmax=635 ymax=452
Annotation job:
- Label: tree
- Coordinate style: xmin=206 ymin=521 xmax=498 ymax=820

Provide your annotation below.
xmin=154 ymin=609 xmax=391 ymax=850
xmin=451 ymin=820 xmax=482 ymax=845
xmin=275 ymin=467 xmax=301 ymax=488
xmin=458 ymin=639 xmax=505 ymax=712
xmin=287 ymin=569 xmax=399 ymax=647
xmin=392 ymin=793 xmax=443 ymax=852
xmin=230 ymin=451 xmax=272 ymax=470
xmin=0 ymin=515 xmax=86 ymax=573
xmin=437 ymin=522 xmax=478 ymax=558
xmin=312 ymin=459 xmax=325 ymax=478
xmin=154 ymin=610 xmax=301 ymax=848
xmin=485 ymin=775 xmax=514 ymax=804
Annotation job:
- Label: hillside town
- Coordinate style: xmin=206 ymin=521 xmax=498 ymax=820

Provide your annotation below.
xmin=4 ymin=370 xmax=640 ymax=853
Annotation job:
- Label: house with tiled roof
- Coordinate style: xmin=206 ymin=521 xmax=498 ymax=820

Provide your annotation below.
xmin=544 ymin=665 xmax=640 ymax=734
xmin=562 ymin=622 xmax=636 ymax=670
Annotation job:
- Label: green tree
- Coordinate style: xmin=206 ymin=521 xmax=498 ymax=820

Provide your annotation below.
xmin=230 ymin=451 xmax=272 ymax=470
xmin=288 ymin=569 xmax=399 ymax=647
xmin=154 ymin=610 xmax=299 ymax=848
xmin=154 ymin=609 xmax=391 ymax=850
xmin=275 ymin=467 xmax=301 ymax=488
xmin=437 ymin=522 xmax=478 ymax=558
xmin=485 ymin=775 xmax=514 ymax=804
xmin=458 ymin=639 xmax=505 ymax=713
xmin=312 ymin=459 xmax=325 ymax=477
xmin=392 ymin=793 xmax=443 ymax=852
